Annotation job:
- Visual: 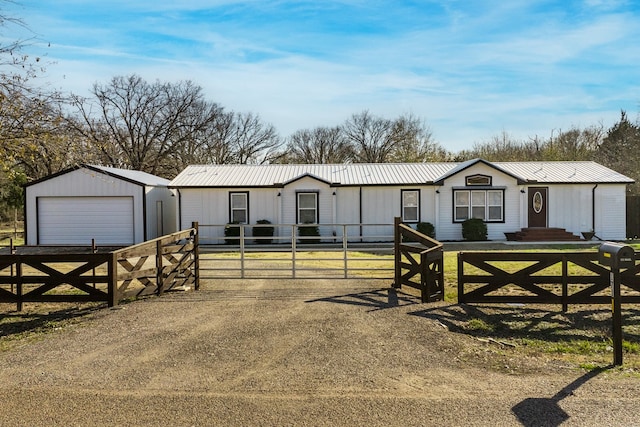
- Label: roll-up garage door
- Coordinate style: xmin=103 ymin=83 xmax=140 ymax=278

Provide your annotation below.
xmin=37 ymin=196 xmax=135 ymax=245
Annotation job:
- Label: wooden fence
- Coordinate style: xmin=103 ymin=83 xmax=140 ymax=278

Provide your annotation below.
xmin=627 ymin=195 xmax=640 ymax=239
xmin=393 ymin=217 xmax=444 ymax=303
xmin=0 ymin=226 xmax=198 ymax=311
xmin=458 ymin=251 xmax=640 ymax=309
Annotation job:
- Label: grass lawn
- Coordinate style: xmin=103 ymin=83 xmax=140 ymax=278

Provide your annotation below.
xmin=0 ymin=222 xmax=24 ymax=246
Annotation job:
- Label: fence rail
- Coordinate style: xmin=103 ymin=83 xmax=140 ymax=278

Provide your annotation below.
xmin=0 ymin=226 xmax=198 ymax=311
xmin=458 ymin=251 xmax=640 ymax=308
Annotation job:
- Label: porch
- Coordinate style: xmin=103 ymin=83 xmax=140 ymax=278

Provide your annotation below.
xmin=504 ymin=227 xmax=585 ymax=242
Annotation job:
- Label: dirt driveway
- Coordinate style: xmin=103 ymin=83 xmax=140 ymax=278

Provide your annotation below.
xmin=0 ymin=279 xmax=638 ymax=426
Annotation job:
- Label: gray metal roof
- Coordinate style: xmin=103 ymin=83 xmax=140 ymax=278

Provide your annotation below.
xmin=495 ymin=161 xmax=634 ymax=184
xmin=89 ymin=165 xmax=171 ymax=186
xmin=168 ymin=160 xmax=634 ymax=188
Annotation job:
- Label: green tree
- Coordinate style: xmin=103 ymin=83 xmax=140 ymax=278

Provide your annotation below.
xmin=598 ymin=110 xmax=640 ymax=194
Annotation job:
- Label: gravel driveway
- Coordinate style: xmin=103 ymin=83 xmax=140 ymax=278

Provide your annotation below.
xmin=0 ymin=279 xmax=638 ymax=426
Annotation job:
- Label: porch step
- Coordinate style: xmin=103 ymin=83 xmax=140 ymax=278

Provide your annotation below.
xmin=514 ymin=228 xmax=582 ymax=242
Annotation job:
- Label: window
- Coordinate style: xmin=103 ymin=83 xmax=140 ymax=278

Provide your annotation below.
xmin=229 ymin=192 xmax=249 ymax=223
xmin=454 ymin=189 xmax=503 ymax=222
xmin=466 ymin=174 xmax=492 ymax=186
xmin=487 ymin=190 xmax=503 ymax=221
xmin=401 ymin=189 xmax=420 ymax=222
xmin=297 ymin=192 xmax=318 ymax=223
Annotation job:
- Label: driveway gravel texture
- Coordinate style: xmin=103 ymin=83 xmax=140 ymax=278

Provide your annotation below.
xmin=0 ymin=279 xmax=638 ymax=426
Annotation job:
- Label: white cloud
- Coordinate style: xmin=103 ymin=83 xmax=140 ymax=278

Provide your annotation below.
xmin=5 ymin=0 xmax=639 ymax=153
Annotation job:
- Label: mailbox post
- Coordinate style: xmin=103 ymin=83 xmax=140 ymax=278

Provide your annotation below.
xmin=598 ymin=242 xmax=635 ymax=366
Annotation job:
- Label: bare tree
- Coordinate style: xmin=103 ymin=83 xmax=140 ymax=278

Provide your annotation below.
xmin=228 ymin=112 xmax=282 ymax=164
xmin=541 ymin=125 xmax=602 ymax=161
xmin=69 ymin=75 xmax=224 ymax=177
xmin=343 ymin=110 xmax=397 ymax=163
xmin=195 ymin=110 xmax=237 ymax=164
xmin=283 ymin=126 xmax=353 ymax=164
xmin=388 ymin=113 xmax=450 ymax=162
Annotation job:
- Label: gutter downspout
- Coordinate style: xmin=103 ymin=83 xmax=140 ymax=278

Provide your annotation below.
xmin=177 ymin=189 xmax=182 ymax=231
xmin=592 ymin=184 xmax=600 ymax=240
xmin=359 ymin=187 xmax=363 ymax=242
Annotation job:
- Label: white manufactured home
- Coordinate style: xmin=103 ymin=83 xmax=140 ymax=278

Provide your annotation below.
xmin=169 ymin=159 xmax=634 ymax=244
xmin=25 ymin=165 xmax=177 ymax=246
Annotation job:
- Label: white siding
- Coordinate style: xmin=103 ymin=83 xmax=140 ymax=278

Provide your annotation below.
xmin=144 ymin=187 xmax=177 ymax=239
xmin=436 ymin=163 xmax=522 ymax=241
xmin=358 ymin=186 xmax=432 ymax=241
xmin=596 ymin=186 xmax=627 ymax=240
xmin=547 ymin=185 xmax=589 ymax=237
xmin=539 ymin=183 xmax=627 ymax=240
xmin=178 ymin=187 xmax=279 ymax=244
xmin=25 ymin=168 xmax=145 ymax=245
xmin=281 ymin=177 xmax=332 ymax=241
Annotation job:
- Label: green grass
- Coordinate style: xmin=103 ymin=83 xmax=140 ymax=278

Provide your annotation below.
xmin=0 ymin=223 xmax=24 ymax=246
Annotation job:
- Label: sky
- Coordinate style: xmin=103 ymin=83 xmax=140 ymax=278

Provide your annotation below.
xmin=3 ymin=0 xmax=640 ymax=153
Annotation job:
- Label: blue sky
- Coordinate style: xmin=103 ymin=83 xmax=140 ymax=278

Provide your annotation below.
xmin=4 ymin=0 xmax=640 ymax=152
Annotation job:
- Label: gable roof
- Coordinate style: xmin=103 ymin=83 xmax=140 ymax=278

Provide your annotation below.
xmin=168 ymin=160 xmax=634 ymax=188
xmin=25 ymin=164 xmax=170 ymax=188
xmin=433 ymin=158 xmax=526 ymax=185
xmin=87 ymin=165 xmax=170 ymax=186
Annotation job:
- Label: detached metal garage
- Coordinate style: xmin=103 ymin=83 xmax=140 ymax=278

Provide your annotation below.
xmin=25 ymin=165 xmax=177 ymax=246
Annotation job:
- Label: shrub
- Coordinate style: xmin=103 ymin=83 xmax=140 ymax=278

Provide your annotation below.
xmin=224 ymin=221 xmax=241 ymax=245
xmin=416 ymin=221 xmax=435 ymax=238
xmin=253 ymin=219 xmax=274 ymax=244
xmin=462 ymin=218 xmax=487 ymax=241
xmin=298 ymin=223 xmax=320 ymax=244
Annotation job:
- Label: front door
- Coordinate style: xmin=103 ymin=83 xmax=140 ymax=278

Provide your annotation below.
xmin=528 ymin=187 xmax=548 ymax=228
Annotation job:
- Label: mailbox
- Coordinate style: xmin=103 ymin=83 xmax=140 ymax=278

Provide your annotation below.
xmin=598 ymin=242 xmax=635 ymax=269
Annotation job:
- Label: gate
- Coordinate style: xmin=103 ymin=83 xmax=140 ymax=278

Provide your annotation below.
xmin=393 ymin=217 xmax=444 ymax=302
xmin=196 ymin=223 xmax=395 ymax=279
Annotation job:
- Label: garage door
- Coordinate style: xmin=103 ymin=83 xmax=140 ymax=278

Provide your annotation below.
xmin=37 ymin=197 xmax=135 ymax=245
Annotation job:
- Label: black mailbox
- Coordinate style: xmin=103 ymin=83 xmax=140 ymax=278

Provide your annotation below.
xmin=598 ymin=242 xmax=635 ymax=269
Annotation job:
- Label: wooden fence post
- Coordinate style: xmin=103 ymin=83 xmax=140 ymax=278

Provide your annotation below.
xmin=16 ymin=258 xmax=22 ymax=312
xmin=457 ymin=252 xmax=465 ymax=303
xmin=420 ymin=251 xmax=428 ymax=303
xmin=562 ymin=255 xmax=568 ymax=312
xmin=156 ymin=239 xmax=164 ymax=295
xmin=108 ymin=253 xmax=118 ymax=307
xmin=192 ymin=221 xmax=200 ymax=290
xmin=393 ymin=217 xmax=401 ymax=289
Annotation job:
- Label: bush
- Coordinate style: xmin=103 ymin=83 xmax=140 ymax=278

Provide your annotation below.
xmin=224 ymin=221 xmax=241 ymax=245
xmin=416 ymin=221 xmax=435 ymax=238
xmin=253 ymin=219 xmax=274 ymax=244
xmin=462 ymin=218 xmax=487 ymax=241
xmin=298 ymin=223 xmax=320 ymax=244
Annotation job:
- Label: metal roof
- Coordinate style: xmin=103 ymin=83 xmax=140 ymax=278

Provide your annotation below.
xmin=495 ymin=161 xmax=634 ymax=184
xmin=88 ymin=165 xmax=171 ymax=186
xmin=25 ymin=164 xmax=171 ymax=188
xmin=168 ymin=160 xmax=634 ymax=188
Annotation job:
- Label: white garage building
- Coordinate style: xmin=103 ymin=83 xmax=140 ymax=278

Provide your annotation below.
xmin=24 ymin=165 xmax=176 ymax=246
